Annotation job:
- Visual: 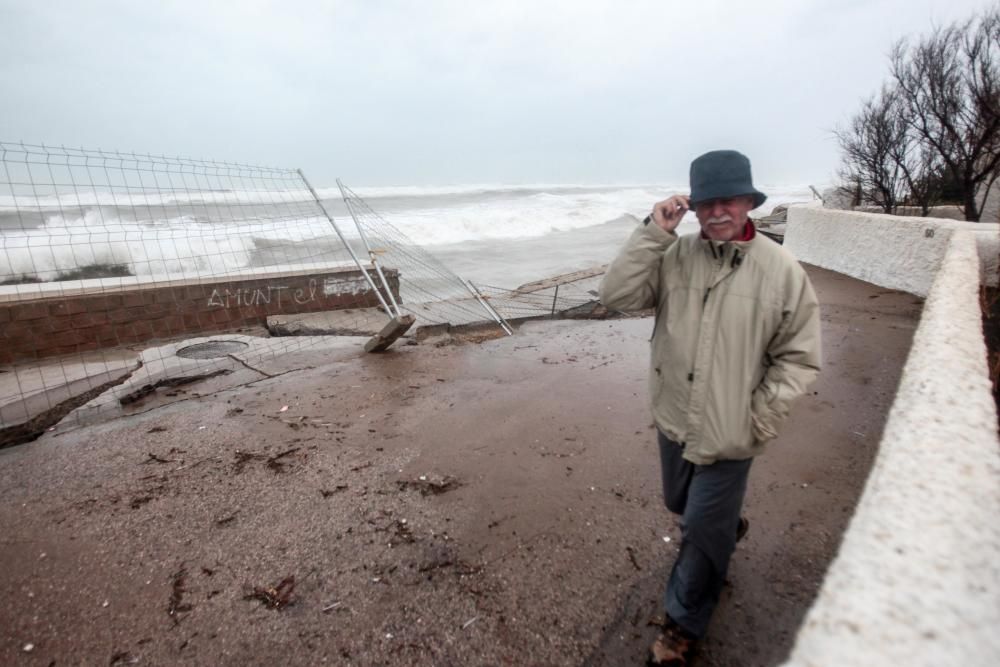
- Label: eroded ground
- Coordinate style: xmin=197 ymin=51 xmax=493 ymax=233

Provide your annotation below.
xmin=0 ymin=266 xmax=922 ymax=666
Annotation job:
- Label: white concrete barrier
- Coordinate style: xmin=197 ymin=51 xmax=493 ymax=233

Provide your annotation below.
xmin=785 ymin=207 xmax=999 ymax=297
xmin=780 ymin=230 xmax=1000 ymax=666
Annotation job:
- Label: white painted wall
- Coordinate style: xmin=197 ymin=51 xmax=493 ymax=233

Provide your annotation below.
xmin=785 ymin=207 xmax=999 ymax=297
xmin=780 ymin=231 xmax=1000 ymax=666
xmin=979 ymin=180 xmax=1000 ymax=224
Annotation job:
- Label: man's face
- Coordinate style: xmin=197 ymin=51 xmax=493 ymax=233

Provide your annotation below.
xmin=694 ymin=195 xmax=755 ymax=242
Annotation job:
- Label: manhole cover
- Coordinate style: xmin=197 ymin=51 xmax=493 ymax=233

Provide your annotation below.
xmin=176 ymin=340 xmax=249 ymax=359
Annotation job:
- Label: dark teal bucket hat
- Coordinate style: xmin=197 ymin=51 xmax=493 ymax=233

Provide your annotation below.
xmin=689 ymin=150 xmax=767 ymax=209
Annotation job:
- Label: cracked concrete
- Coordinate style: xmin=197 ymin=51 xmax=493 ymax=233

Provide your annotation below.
xmin=61 ymin=334 xmax=368 ymax=430
xmin=0 ymin=350 xmax=140 ymax=431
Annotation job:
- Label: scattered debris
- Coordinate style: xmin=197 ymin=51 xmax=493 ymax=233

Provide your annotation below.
xmin=232 ymin=447 xmax=303 ymax=474
xmin=245 ymin=576 xmax=296 ymax=609
xmin=279 ymin=405 xmax=289 ymax=413
xmin=119 ymin=370 xmax=232 ymax=406
xmin=320 ymin=485 xmax=349 ymax=497
xmin=130 ymin=495 xmax=154 ymax=509
xmin=110 ymin=649 xmax=138 ymax=665
xmin=322 ymin=601 xmax=343 ymax=613
xmin=462 ymin=616 xmax=480 ymax=629
xmin=388 ymin=519 xmax=415 ymax=546
xmin=232 ymin=450 xmax=267 ymax=473
xmin=168 ymin=564 xmax=192 ymax=625
xmin=267 ymin=447 xmax=301 ymax=473
xmin=625 ymin=546 xmax=641 ymax=571
xmin=416 ymin=547 xmax=482 ymax=577
xmin=487 ymin=515 xmax=512 ymax=530
xmin=225 ymin=407 xmax=244 ymax=417
xmin=397 ymin=475 xmax=462 ymax=496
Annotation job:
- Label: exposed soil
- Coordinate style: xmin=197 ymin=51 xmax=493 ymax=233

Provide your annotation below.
xmin=0 ymin=266 xmax=921 ymax=666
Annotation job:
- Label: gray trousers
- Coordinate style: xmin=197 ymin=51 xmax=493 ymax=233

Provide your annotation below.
xmin=658 ymin=431 xmax=753 ymax=638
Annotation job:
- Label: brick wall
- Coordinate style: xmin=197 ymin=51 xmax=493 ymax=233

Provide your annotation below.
xmin=0 ymin=267 xmax=398 ymax=365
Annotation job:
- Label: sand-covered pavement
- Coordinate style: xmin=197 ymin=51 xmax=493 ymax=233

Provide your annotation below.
xmin=0 ymin=265 xmax=922 ymax=666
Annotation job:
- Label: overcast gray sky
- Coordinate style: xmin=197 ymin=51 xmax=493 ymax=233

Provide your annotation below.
xmin=1 ymin=0 xmax=996 ymax=187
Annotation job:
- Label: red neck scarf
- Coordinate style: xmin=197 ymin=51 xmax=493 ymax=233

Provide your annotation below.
xmin=700 ymin=220 xmax=756 ymax=242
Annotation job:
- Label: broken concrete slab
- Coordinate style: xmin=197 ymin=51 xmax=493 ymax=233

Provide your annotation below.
xmin=365 ymin=315 xmax=416 ymax=352
xmin=267 ymin=307 xmax=388 ymax=337
xmin=0 ymin=351 xmax=140 ymax=429
xmin=61 ymin=334 xmax=367 ymax=429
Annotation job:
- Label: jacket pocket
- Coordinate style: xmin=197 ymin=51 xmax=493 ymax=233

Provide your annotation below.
xmin=750 ymin=384 xmax=780 ymax=443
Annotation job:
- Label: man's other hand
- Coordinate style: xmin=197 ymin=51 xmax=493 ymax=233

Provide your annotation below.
xmin=651 ymin=195 xmax=691 ymax=233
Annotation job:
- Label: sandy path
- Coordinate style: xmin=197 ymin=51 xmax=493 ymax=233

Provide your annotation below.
xmin=0 ymin=265 xmax=921 ymax=666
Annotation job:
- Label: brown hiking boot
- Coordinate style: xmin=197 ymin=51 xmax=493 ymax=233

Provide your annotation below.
xmin=648 ymin=617 xmax=697 ymax=666
xmin=736 ymin=516 xmax=749 ymax=543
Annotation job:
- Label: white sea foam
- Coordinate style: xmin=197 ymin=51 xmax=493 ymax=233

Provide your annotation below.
xmin=0 ymin=183 xmax=821 ymax=281
xmin=0 ymin=181 xmax=816 ymax=212
xmin=0 ymin=212 xmax=348 ymax=281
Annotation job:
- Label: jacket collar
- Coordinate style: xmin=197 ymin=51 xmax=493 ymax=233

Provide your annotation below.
xmin=699 ymin=220 xmax=756 ymax=264
xmin=699 ymin=220 xmax=756 ymax=243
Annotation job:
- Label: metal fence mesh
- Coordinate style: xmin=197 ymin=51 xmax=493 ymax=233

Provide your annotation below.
xmin=0 ymin=142 xmax=599 ymax=442
xmin=337 ymin=180 xmax=505 ymax=328
xmin=473 ymin=282 xmax=594 ymax=320
xmin=0 ymin=143 xmax=380 ymax=435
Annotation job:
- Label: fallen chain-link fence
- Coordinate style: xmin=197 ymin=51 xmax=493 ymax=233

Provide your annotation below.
xmin=336 ymin=179 xmax=510 ymax=331
xmin=1 ymin=142 xmax=605 ymax=441
xmin=0 ymin=141 xmax=395 ymax=437
xmin=472 ymin=282 xmax=595 ymax=320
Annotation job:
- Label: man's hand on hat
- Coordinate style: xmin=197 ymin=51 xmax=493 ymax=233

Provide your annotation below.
xmin=651 ymin=195 xmax=690 ymax=233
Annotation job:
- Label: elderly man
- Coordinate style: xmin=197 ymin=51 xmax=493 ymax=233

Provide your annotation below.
xmin=599 ymin=150 xmax=821 ymax=665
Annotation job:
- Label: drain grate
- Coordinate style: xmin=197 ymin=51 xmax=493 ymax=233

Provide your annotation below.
xmin=176 ymin=340 xmax=249 ymax=359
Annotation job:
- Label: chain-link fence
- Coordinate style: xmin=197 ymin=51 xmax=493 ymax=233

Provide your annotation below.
xmin=0 ymin=142 xmax=602 ymax=443
xmin=0 ymin=142 xmax=395 ymax=439
xmin=337 ymin=180 xmax=511 ymax=329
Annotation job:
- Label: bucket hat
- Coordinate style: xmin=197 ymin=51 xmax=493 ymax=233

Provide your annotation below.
xmin=689 ymin=150 xmax=767 ymax=209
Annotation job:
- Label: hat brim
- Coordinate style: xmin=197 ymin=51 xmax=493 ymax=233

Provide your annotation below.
xmin=690 ymin=187 xmax=767 ymax=210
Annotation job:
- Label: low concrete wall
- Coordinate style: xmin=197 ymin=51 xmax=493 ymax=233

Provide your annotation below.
xmin=855 ymin=204 xmax=967 ymax=220
xmin=780 ymin=231 xmax=1000 ymax=665
xmin=0 ymin=266 xmax=397 ymax=365
xmin=978 ymin=180 xmax=1000 ymax=223
xmin=785 ymin=207 xmax=999 ymax=297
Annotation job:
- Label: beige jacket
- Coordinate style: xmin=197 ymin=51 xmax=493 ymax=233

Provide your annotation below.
xmin=599 ymin=216 xmax=821 ymax=464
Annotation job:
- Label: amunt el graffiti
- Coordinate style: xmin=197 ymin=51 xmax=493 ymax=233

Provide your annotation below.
xmin=207 ymin=279 xmax=319 ymax=308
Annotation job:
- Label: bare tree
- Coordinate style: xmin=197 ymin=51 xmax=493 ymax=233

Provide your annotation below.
xmin=893 ymin=130 xmax=943 ymax=216
xmin=835 ymin=85 xmax=912 ymax=213
xmin=891 ymin=6 xmax=1000 ymax=221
